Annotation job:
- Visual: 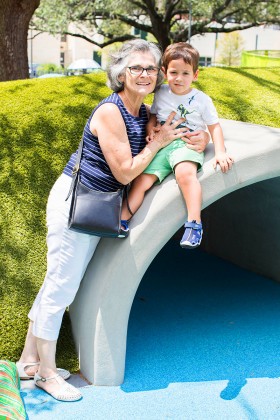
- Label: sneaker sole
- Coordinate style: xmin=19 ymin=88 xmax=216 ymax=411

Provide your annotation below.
xmin=118 ymin=233 xmax=129 ymax=238
xmin=180 ymin=241 xmax=201 ymax=249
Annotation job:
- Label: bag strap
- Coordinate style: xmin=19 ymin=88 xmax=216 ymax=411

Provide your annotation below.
xmin=65 ymin=137 xmax=134 ymax=218
xmin=65 ymin=137 xmax=83 ymax=201
xmin=125 ymin=186 xmax=134 ymax=218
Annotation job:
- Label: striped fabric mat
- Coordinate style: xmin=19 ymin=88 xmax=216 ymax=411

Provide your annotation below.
xmin=0 ymin=360 xmax=26 ymax=420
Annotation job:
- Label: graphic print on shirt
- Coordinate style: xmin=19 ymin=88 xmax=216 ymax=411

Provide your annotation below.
xmin=188 ymin=93 xmax=198 ymax=105
xmin=176 ymin=92 xmax=199 ymax=128
xmin=177 ymin=104 xmax=195 ymax=119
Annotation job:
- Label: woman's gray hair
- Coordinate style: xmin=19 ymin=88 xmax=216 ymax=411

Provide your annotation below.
xmin=106 ymin=39 xmax=164 ymax=92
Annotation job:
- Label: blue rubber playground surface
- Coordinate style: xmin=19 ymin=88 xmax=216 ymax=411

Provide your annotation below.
xmin=22 ymin=238 xmax=280 ymax=419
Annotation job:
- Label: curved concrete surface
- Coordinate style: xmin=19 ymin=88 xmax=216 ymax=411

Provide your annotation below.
xmin=70 ymin=119 xmax=280 ymax=385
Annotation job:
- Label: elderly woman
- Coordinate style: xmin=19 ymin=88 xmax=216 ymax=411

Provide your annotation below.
xmin=16 ymin=40 xmax=209 ymax=402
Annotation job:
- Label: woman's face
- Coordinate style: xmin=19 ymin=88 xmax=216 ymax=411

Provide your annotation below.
xmin=121 ymin=52 xmax=159 ymax=97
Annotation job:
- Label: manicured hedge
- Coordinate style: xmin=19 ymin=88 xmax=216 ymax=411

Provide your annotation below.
xmin=0 ymin=68 xmax=279 ymax=372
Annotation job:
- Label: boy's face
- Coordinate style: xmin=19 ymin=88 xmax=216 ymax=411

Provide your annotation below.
xmin=164 ymin=58 xmax=198 ymax=95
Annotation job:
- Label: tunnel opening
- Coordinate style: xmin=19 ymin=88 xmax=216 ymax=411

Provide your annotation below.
xmin=124 ymin=177 xmax=280 ymax=397
xmin=202 ymin=176 xmax=280 ymax=282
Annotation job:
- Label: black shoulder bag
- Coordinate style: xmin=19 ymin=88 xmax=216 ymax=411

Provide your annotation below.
xmin=66 ymin=138 xmax=133 ymax=237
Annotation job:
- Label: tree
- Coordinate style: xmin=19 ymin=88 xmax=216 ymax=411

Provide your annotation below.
xmin=34 ymin=0 xmax=280 ymax=51
xmin=0 ymin=0 xmax=40 ymax=81
xmin=217 ymin=32 xmax=245 ymax=66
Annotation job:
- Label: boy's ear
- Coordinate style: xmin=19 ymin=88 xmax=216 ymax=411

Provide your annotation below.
xmin=193 ymin=69 xmax=199 ymax=81
xmin=161 ymin=66 xmax=167 ymax=77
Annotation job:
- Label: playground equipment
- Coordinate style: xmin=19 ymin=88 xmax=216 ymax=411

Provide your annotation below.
xmin=241 ymin=50 xmax=280 ymax=67
xmin=70 ymin=119 xmax=280 ymax=385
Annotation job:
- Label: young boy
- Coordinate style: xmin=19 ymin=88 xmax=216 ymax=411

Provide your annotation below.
xmin=121 ymin=42 xmax=234 ymax=248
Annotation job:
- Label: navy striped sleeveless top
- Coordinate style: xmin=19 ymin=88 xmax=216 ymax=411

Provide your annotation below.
xmin=63 ymin=93 xmax=148 ymax=192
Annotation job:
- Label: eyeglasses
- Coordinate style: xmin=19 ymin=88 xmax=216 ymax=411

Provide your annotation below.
xmin=127 ymin=66 xmax=160 ymax=76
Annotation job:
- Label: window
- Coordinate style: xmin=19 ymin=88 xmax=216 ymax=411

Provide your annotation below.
xmin=60 ymin=52 xmax=65 ymax=68
xmin=199 ymin=57 xmax=212 ymax=67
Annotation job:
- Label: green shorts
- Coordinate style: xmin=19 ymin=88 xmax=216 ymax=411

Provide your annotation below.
xmin=143 ymin=139 xmax=204 ymax=183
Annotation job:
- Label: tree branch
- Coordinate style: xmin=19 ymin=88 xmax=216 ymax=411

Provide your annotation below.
xmin=91 ymin=10 xmax=153 ymax=33
xmin=130 ymin=0 xmax=149 ymax=12
xmin=27 ymin=31 xmax=44 ymax=40
xmin=170 ymin=8 xmax=192 ymax=19
xmin=64 ymin=31 xmax=136 ymax=48
xmin=176 ymin=21 xmax=266 ymax=41
xmin=141 ymin=0 xmax=161 ymax=20
xmin=212 ymin=0 xmax=233 ymax=19
xmin=164 ymin=0 xmax=182 ymax=23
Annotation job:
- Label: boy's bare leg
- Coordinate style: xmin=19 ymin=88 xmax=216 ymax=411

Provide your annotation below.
xmin=122 ymin=173 xmax=158 ymax=220
xmin=175 ymin=161 xmax=202 ymax=222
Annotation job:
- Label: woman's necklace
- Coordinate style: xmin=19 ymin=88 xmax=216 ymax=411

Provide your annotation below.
xmin=121 ymin=91 xmax=140 ymax=117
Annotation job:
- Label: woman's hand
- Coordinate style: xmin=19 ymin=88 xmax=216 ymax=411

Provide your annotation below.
xmin=152 ymin=111 xmax=190 ymax=148
xmin=182 ymin=130 xmax=210 ymax=153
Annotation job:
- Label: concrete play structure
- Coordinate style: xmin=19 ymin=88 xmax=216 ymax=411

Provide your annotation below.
xmin=70 ymin=119 xmax=280 ymax=385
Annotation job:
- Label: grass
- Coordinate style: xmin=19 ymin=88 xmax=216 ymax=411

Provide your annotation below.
xmin=0 ymin=67 xmax=279 ymax=372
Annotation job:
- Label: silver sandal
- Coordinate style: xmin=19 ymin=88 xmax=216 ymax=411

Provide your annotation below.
xmin=34 ymin=372 xmax=82 ymax=402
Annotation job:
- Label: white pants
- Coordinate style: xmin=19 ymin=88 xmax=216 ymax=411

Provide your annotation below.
xmin=28 ymin=174 xmax=100 ymax=341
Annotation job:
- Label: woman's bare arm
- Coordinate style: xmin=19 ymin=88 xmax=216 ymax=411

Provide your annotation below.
xmin=91 ymin=104 xmax=189 ymax=185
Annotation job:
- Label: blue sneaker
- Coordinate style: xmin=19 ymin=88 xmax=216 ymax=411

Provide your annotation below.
xmin=118 ymin=220 xmax=129 ymax=238
xmin=180 ymin=220 xmax=203 ymax=249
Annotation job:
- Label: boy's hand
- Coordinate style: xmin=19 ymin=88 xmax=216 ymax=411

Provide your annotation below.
xmin=146 ymin=130 xmax=154 ymax=143
xmin=146 ymin=134 xmax=153 ymax=143
xmin=213 ymin=151 xmax=234 ymax=173
xmin=146 ymin=124 xmax=161 ymax=143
